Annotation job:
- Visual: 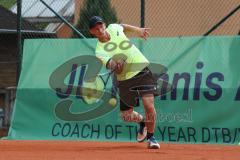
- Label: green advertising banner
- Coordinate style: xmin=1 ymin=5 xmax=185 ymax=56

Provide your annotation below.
xmin=6 ymin=36 xmax=240 ymax=144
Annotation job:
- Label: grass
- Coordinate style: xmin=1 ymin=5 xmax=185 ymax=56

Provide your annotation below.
xmin=35 ymin=22 xmax=49 ymax=30
xmin=0 ymin=0 xmax=16 ymax=9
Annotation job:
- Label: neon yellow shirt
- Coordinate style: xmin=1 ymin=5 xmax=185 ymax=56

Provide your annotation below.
xmin=95 ymin=24 xmax=149 ymax=81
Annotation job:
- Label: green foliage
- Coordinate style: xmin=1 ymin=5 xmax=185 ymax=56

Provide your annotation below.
xmin=75 ymin=0 xmax=119 ymax=38
xmin=0 ymin=0 xmax=16 ymax=9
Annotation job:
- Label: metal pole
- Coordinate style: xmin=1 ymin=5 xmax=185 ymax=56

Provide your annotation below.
xmin=139 ymin=0 xmax=145 ymax=53
xmin=137 ymin=0 xmax=145 ymax=106
xmin=204 ymin=4 xmax=240 ymax=36
xmin=17 ymin=0 xmax=22 ymax=85
xmin=39 ymin=0 xmax=86 ymax=38
xmin=140 ymin=0 xmax=145 ymax=28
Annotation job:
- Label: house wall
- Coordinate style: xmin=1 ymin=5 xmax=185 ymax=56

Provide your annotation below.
xmin=56 ymin=23 xmax=74 ymax=38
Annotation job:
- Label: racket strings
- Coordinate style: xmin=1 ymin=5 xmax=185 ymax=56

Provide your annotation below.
xmin=82 ymin=72 xmax=116 ymax=104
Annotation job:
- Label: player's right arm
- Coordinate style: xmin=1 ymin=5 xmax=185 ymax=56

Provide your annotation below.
xmin=107 ymin=59 xmax=124 ymax=74
xmin=121 ymin=24 xmax=150 ymax=40
xmin=96 ymin=51 xmax=123 ymax=74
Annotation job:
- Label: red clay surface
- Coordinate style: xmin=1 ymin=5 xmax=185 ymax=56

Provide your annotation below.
xmin=0 ymin=141 xmax=240 ymax=160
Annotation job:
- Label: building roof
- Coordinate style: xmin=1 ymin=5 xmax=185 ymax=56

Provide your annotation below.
xmin=11 ymin=0 xmax=74 ymax=23
xmin=0 ymin=5 xmax=56 ymax=38
xmin=0 ymin=5 xmax=38 ymax=31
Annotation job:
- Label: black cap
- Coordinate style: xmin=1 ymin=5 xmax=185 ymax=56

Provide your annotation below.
xmin=89 ymin=16 xmax=104 ymax=29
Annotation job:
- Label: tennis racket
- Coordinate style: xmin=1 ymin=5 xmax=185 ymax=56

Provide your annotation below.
xmin=81 ymin=71 xmax=115 ymax=104
xmin=81 ymin=56 xmax=127 ymax=104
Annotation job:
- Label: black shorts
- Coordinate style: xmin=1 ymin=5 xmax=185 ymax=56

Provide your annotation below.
xmin=118 ymin=67 xmax=158 ymax=111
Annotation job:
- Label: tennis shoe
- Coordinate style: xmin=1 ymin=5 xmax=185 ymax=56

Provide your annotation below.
xmin=137 ymin=122 xmax=147 ymax=142
xmin=147 ymin=136 xmax=160 ymax=149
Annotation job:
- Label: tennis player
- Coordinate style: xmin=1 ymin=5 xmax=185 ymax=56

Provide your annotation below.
xmin=89 ymin=16 xmax=160 ymax=149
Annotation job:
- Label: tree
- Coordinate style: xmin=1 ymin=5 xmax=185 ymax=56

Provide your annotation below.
xmin=75 ymin=0 xmax=119 ymax=38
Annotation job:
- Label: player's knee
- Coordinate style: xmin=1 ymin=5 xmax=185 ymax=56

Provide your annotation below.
xmin=142 ymin=94 xmax=154 ymax=108
xmin=120 ymin=108 xmax=143 ymax=122
xmin=120 ymin=108 xmax=133 ymax=122
xmin=143 ymin=100 xmax=155 ymax=111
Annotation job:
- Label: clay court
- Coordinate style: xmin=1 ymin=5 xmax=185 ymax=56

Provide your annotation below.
xmin=0 ymin=140 xmax=240 ymax=160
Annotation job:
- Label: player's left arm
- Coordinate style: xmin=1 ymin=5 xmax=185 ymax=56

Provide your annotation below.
xmin=120 ymin=24 xmax=150 ymax=40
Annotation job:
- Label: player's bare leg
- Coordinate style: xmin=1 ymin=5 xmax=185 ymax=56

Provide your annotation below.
xmin=121 ymin=108 xmax=142 ymax=122
xmin=120 ymin=108 xmax=147 ymax=142
xmin=142 ymin=94 xmax=160 ymax=149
